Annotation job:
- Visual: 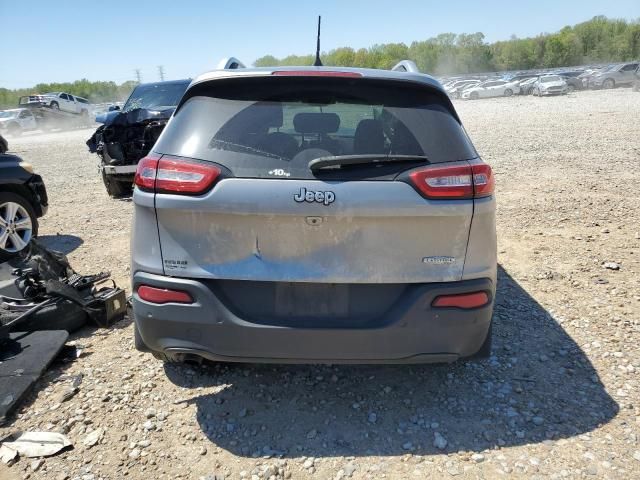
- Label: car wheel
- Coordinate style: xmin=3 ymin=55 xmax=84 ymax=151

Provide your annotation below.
xmin=567 ymin=85 xmax=575 ymax=93
xmin=50 ymin=101 xmax=59 ymax=110
xmin=470 ymin=91 xmax=479 ymax=100
xmin=533 ymin=88 xmax=540 ymax=96
xmin=101 ymin=170 xmax=133 ymax=198
xmin=0 ymin=192 xmax=38 ymax=261
xmin=603 ymin=78 xmax=615 ymax=89
xmin=504 ymin=88 xmax=513 ymax=97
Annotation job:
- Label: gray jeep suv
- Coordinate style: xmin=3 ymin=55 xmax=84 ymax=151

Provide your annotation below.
xmin=131 ymin=64 xmax=497 ymax=364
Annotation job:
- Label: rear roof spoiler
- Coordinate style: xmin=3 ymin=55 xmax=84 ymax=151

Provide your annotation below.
xmin=391 ymin=60 xmax=420 ymax=73
xmin=217 ymin=57 xmax=246 ymax=70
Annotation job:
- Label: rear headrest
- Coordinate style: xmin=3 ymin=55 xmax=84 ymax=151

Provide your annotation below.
xmin=293 ymin=112 xmax=340 ymax=134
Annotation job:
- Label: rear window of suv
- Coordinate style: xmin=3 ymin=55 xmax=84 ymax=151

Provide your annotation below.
xmin=154 ymin=76 xmax=478 ymax=180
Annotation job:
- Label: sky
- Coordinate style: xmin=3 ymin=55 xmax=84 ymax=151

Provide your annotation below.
xmin=1 ymin=0 xmax=638 ymax=89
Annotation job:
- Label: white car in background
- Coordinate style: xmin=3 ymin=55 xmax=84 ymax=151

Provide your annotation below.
xmin=517 ymin=77 xmax=540 ymax=95
xmin=461 ymin=79 xmax=520 ymax=99
xmin=445 ymin=79 xmax=481 ymax=98
xmin=0 ymin=109 xmax=38 ymax=136
xmin=532 ymin=75 xmax=569 ymax=96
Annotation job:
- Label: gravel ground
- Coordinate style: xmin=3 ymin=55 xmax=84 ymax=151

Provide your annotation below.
xmin=1 ymin=88 xmax=639 ymax=480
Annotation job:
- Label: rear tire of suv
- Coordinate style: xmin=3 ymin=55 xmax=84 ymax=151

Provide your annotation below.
xmin=50 ymin=101 xmax=59 ymax=110
xmin=603 ymin=78 xmax=615 ymax=89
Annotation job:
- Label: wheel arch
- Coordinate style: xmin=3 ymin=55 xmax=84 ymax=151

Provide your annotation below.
xmin=0 ymin=184 xmax=43 ymax=216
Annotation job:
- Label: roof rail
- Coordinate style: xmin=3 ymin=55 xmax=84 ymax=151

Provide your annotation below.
xmin=391 ymin=60 xmax=419 ymax=73
xmin=217 ymin=57 xmax=246 ymax=70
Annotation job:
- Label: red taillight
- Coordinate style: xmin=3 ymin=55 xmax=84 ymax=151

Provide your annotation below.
xmin=432 ymin=291 xmax=490 ymax=309
xmin=134 ymin=155 xmax=221 ymax=195
xmin=409 ymin=162 xmax=493 ymax=199
xmin=137 ymin=285 xmax=193 ymax=304
xmin=410 ymin=164 xmax=473 ymax=198
xmin=471 ymin=163 xmax=494 ymax=198
xmin=134 ymin=154 xmax=160 ymax=191
xmin=156 ymin=157 xmax=221 ymax=194
xmin=272 ymin=70 xmax=362 ymax=78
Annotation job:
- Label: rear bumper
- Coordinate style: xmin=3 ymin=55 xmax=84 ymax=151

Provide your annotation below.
xmin=132 ymin=272 xmax=495 ymax=364
xmin=539 ymin=89 xmax=567 ymax=96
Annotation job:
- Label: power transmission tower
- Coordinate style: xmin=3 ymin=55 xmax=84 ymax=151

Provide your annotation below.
xmin=158 ymin=65 xmax=165 ymax=81
xmin=134 ymin=69 xmax=142 ymax=84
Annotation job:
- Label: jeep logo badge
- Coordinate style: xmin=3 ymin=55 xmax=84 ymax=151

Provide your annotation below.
xmin=294 ymin=187 xmax=335 ymax=206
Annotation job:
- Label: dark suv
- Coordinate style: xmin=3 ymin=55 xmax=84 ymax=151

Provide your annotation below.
xmin=131 ymin=63 xmax=496 ymax=365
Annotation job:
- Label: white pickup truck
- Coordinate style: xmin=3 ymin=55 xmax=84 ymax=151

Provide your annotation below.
xmin=22 ymin=92 xmax=90 ymax=115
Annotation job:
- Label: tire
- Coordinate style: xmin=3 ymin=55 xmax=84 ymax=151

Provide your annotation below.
xmin=527 ymin=87 xmax=535 ymax=95
xmin=50 ymin=101 xmax=59 ymax=110
xmin=101 ymin=170 xmax=133 ymax=198
xmin=603 ymin=78 xmax=615 ymax=89
xmin=470 ymin=91 xmax=479 ymax=100
xmin=0 ymin=192 xmax=38 ymax=261
xmin=533 ymin=88 xmax=540 ymax=96
xmin=504 ymin=88 xmax=513 ymax=97
xmin=567 ymin=85 xmax=575 ymax=93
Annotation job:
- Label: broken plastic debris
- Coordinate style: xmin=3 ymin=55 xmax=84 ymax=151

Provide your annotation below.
xmin=0 ymin=431 xmax=72 ymax=458
xmin=0 ymin=444 xmax=18 ymax=464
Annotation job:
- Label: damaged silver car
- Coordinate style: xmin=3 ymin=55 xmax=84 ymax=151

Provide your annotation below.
xmin=131 ymin=60 xmax=497 ymax=365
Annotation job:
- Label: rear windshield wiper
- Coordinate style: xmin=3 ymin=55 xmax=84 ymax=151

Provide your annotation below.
xmin=208 ymin=139 xmax=285 ymax=160
xmin=309 ymin=154 xmax=429 ymax=171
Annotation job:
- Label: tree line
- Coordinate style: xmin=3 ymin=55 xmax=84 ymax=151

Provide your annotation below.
xmin=1 ymin=16 xmax=638 ymax=109
xmin=0 ymin=79 xmax=137 ymax=110
xmin=255 ymin=16 xmax=640 ymax=74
